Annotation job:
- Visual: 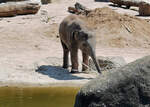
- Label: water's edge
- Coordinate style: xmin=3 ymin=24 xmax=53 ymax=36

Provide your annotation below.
xmin=0 ymin=81 xmax=84 ymax=88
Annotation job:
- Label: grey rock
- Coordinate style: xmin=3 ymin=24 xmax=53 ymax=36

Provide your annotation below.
xmin=89 ymin=56 xmax=127 ymax=71
xmin=74 ymin=55 xmax=150 ymax=107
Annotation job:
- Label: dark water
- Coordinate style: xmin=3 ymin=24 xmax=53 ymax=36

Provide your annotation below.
xmin=0 ymin=87 xmax=80 ymax=107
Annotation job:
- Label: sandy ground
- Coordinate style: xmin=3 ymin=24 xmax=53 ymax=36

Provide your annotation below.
xmin=0 ymin=0 xmax=150 ymax=87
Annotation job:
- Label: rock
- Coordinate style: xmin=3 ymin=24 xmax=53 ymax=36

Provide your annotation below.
xmin=74 ymin=55 xmax=150 ymax=107
xmin=0 ymin=0 xmax=41 ymax=17
xmin=89 ymin=56 xmax=127 ymax=71
xmin=139 ymin=2 xmax=150 ymax=16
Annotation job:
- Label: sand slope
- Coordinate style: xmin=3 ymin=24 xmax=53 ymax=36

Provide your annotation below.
xmin=79 ymin=7 xmax=150 ymax=48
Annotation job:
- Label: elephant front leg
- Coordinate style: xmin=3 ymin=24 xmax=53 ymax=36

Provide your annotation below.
xmin=63 ymin=49 xmax=69 ymax=69
xmin=82 ymin=52 xmax=89 ymax=71
xmin=61 ymin=41 xmax=69 ymax=69
xmin=70 ymin=49 xmax=79 ymax=73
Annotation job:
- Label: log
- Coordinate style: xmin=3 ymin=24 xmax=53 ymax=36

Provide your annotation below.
xmin=0 ymin=0 xmax=27 ymax=3
xmin=68 ymin=7 xmax=80 ymax=14
xmin=0 ymin=1 xmax=41 ymax=17
xmin=41 ymin=0 xmax=51 ymax=4
xmin=110 ymin=0 xmax=139 ymax=9
xmin=139 ymin=2 xmax=150 ymax=16
xmin=68 ymin=2 xmax=91 ymax=15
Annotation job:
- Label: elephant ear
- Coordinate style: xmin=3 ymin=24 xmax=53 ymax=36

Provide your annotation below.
xmin=81 ymin=33 xmax=88 ymax=41
xmin=72 ymin=30 xmax=88 ymax=41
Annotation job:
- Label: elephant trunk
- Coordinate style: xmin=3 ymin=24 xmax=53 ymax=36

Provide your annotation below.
xmin=89 ymin=46 xmax=101 ymax=74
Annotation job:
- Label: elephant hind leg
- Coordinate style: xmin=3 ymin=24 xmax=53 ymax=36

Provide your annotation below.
xmin=82 ymin=52 xmax=89 ymax=71
xmin=61 ymin=40 xmax=69 ymax=69
xmin=70 ymin=48 xmax=79 ymax=73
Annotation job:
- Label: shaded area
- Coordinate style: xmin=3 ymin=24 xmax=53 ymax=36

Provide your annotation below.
xmin=36 ymin=65 xmax=92 ymax=80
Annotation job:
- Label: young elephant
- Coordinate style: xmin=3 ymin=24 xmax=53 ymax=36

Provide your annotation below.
xmin=59 ymin=15 xmax=101 ymax=74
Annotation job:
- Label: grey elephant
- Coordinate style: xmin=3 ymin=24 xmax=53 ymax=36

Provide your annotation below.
xmin=59 ymin=15 xmax=101 ymax=74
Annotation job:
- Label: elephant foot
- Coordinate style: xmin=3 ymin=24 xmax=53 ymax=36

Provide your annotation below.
xmin=62 ymin=65 xmax=69 ymax=69
xmin=70 ymin=69 xmax=80 ymax=73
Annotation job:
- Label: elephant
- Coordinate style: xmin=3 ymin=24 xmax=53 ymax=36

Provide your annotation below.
xmin=59 ymin=14 xmax=101 ymax=74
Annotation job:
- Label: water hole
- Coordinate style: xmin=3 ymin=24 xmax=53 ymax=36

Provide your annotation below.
xmin=0 ymin=87 xmax=80 ymax=107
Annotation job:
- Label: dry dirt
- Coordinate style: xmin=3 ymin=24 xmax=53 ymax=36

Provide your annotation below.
xmin=79 ymin=7 xmax=150 ymax=48
xmin=0 ymin=0 xmax=149 ymax=87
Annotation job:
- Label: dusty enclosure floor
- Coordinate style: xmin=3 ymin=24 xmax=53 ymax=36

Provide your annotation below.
xmin=79 ymin=7 xmax=150 ymax=48
xmin=0 ymin=0 xmax=150 ymax=87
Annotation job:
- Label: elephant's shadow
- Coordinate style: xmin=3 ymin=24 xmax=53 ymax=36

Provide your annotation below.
xmin=36 ymin=65 xmax=92 ymax=80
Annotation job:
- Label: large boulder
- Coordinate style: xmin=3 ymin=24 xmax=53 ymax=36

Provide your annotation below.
xmin=74 ymin=56 xmax=150 ymax=107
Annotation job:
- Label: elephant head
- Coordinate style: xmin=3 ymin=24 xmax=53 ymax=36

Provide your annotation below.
xmin=72 ymin=29 xmax=101 ymax=74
